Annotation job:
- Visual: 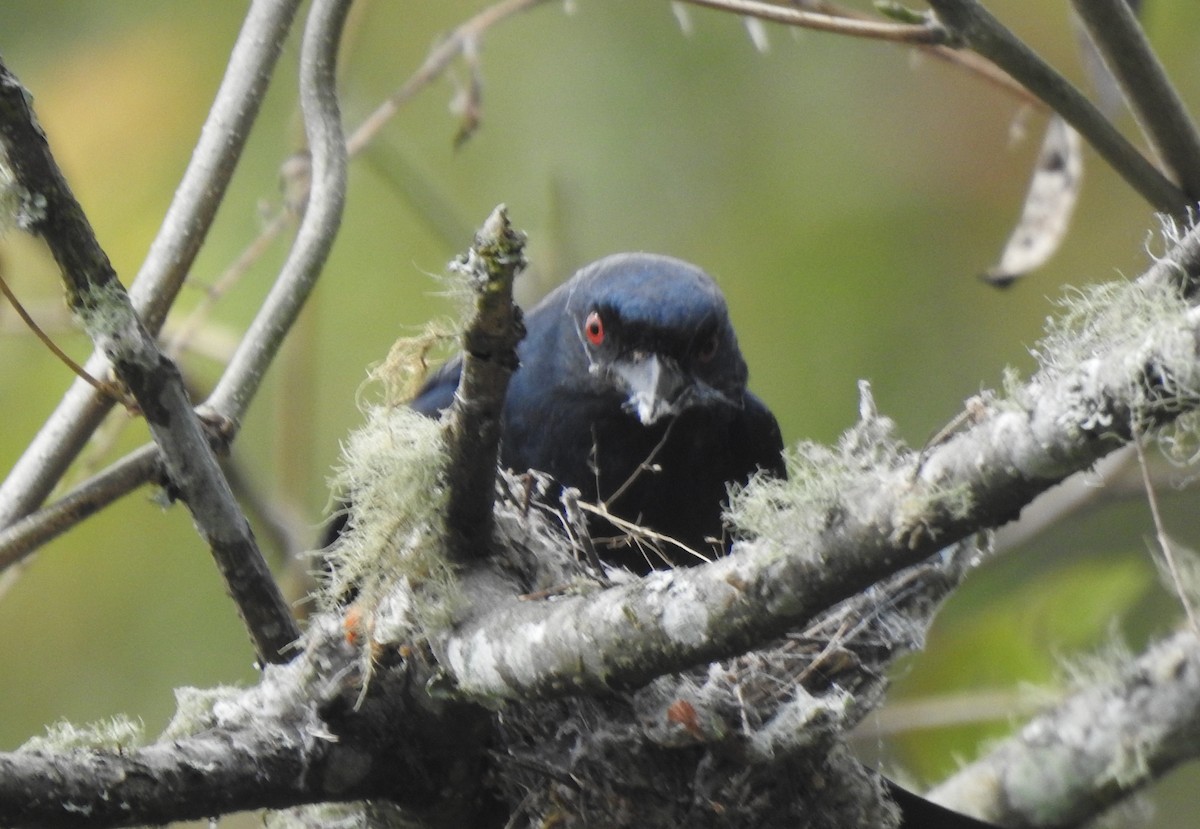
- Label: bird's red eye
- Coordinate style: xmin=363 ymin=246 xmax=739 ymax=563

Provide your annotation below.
xmin=696 ymin=335 xmax=719 ymax=363
xmin=584 ymin=311 xmax=605 ymax=346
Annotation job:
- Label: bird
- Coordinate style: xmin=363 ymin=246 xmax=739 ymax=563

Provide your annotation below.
xmin=410 ymin=251 xmax=785 ymax=572
xmin=331 ymin=252 xmax=1001 ymax=829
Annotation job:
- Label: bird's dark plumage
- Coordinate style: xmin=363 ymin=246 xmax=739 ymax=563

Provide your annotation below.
xmin=412 ymin=252 xmax=784 ymax=571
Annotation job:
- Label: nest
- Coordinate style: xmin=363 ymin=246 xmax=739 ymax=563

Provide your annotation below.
xmin=485 ymin=476 xmax=981 ymax=829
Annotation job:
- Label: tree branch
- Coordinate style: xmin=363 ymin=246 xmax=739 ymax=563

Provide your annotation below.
xmin=0 ymin=445 xmax=161 ymax=570
xmin=673 ymin=0 xmax=1045 ymax=109
xmin=0 ymin=0 xmax=302 ymax=534
xmin=204 ymin=0 xmax=352 ymax=423
xmin=0 ymin=620 xmax=365 ymax=829
xmin=926 ymin=0 xmax=1187 ymax=214
xmin=347 ymin=0 xmax=554 ymax=154
xmin=443 ymin=205 xmax=527 ymax=562
xmin=1070 ymin=0 xmax=1200 ymax=200
xmin=0 ymin=58 xmax=299 ymax=664
xmin=676 ymin=0 xmax=946 ymax=44
xmin=0 ymin=614 xmax=491 ymax=829
xmin=931 ymin=627 xmax=1200 ymax=826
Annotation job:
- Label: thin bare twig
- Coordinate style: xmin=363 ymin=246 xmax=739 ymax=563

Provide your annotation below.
xmin=1133 ymin=430 xmax=1200 ymax=635
xmin=576 ymin=499 xmax=711 ymax=567
xmin=603 ymin=417 xmax=677 ymax=508
xmin=0 ymin=273 xmax=129 ymax=405
xmin=347 ymin=0 xmax=552 ymax=156
xmin=0 ymin=446 xmax=162 ymax=571
xmin=677 ymin=0 xmax=945 ymax=43
xmin=165 ymin=208 xmax=297 ymax=360
xmin=784 ymin=0 xmax=1045 ymax=108
xmin=0 ymin=430 xmax=312 ymax=574
xmin=205 ymin=0 xmax=352 ymax=423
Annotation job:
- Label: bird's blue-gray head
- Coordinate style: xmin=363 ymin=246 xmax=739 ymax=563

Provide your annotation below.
xmin=558 ymin=253 xmax=749 ymax=425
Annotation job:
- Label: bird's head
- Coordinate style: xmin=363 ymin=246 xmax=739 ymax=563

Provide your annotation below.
xmin=561 ymin=253 xmax=749 ymax=425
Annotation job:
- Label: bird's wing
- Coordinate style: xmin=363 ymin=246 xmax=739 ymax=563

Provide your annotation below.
xmin=410 ymin=357 xmax=463 ymax=417
xmin=741 ymin=390 xmax=787 ymax=479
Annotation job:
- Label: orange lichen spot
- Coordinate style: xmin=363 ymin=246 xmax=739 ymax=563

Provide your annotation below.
xmin=343 ymin=605 xmax=368 ymax=646
xmin=666 ymin=698 xmax=703 ymax=738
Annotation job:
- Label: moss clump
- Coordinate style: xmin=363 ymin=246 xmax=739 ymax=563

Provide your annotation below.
xmin=322 ymin=402 xmax=456 ymax=632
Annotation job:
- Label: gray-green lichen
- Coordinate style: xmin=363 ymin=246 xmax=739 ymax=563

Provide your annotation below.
xmin=71 ymin=279 xmax=142 ymax=345
xmin=160 ymin=684 xmax=245 ymax=741
xmin=0 ymin=152 xmax=19 ymax=236
xmin=321 ymin=402 xmax=457 ymax=636
xmin=0 ymin=145 xmax=47 ymax=236
xmin=319 ymin=323 xmax=468 ymax=689
xmin=726 ymin=382 xmax=925 ymax=547
xmin=1035 ymin=277 xmax=1198 ymax=422
xmin=20 ymin=714 xmax=144 ymax=753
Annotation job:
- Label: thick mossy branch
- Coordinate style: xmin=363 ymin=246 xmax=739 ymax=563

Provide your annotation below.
xmin=1024 ymin=276 xmax=1200 ymax=444
xmin=931 ymin=628 xmax=1200 ymax=826
xmin=727 ymin=382 xmax=916 ymax=543
xmin=439 ymin=247 xmax=1200 ymax=704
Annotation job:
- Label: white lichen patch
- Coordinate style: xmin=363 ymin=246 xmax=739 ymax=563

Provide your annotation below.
xmin=1055 ymin=632 xmax=1134 ymax=695
xmin=444 ymin=627 xmax=507 ymax=694
xmin=660 ymin=578 xmax=710 ymax=647
xmin=1035 ymin=279 xmax=1184 ymax=367
xmin=0 ymin=154 xmax=19 ymax=236
xmin=73 ymin=280 xmax=143 ymax=350
xmin=0 ymin=144 xmax=51 ymax=237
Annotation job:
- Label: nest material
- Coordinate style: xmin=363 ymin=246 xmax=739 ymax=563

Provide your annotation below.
xmin=486 ymin=481 xmax=979 ymax=828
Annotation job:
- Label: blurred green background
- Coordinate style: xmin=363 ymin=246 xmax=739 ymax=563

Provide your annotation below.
xmin=2 ymin=1 xmax=1199 ymax=825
